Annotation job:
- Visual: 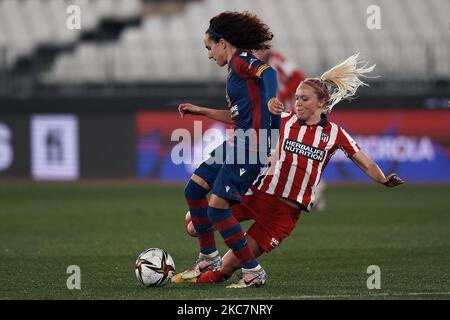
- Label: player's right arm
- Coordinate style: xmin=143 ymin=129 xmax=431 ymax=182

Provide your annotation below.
xmin=178 ymin=103 xmax=233 ymax=124
xmin=350 ymin=150 xmax=404 ymax=187
xmin=336 ymin=126 xmax=404 ymax=188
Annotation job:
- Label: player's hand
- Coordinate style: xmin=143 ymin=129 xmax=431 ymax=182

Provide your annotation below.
xmin=268 ymin=97 xmax=285 ymax=115
xmin=178 ymin=103 xmax=203 ymax=118
xmin=383 ymin=173 xmax=404 ymax=187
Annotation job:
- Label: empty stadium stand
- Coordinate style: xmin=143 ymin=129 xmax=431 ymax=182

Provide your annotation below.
xmin=0 ymin=0 xmax=448 ymax=101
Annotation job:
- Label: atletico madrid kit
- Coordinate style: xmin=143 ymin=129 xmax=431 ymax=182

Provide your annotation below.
xmin=255 ymin=111 xmax=361 ymax=212
xmin=230 ymin=111 xmax=362 ymax=250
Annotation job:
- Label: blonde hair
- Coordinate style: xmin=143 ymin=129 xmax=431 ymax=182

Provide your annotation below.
xmin=303 ymin=53 xmax=376 ymax=113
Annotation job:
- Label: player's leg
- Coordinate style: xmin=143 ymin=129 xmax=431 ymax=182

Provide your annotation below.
xmin=207 ymin=193 xmax=267 ymax=288
xmin=184 ymin=174 xmax=217 ymax=255
xmin=173 ymin=174 xmax=221 ymax=283
xmin=175 ymin=185 xmax=222 ymax=283
xmin=184 ymin=190 xmax=252 ymax=237
xmin=187 ymin=194 xmax=262 ymax=282
xmin=203 ymin=158 xmax=268 ymax=288
xmin=202 ymin=188 xmax=302 ymax=287
xmin=197 ymin=235 xmax=264 ymax=283
xmin=221 ymin=235 xmax=264 ymax=275
xmin=173 ymin=146 xmax=225 ymax=282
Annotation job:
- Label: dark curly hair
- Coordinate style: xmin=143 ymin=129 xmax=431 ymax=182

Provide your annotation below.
xmin=206 ymin=11 xmax=273 ymax=50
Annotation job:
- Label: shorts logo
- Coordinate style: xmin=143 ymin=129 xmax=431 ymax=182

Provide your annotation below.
xmin=225 ymin=186 xmax=230 ymax=192
xmin=239 ymin=168 xmax=246 ymax=176
xmin=269 ymin=238 xmax=280 ymax=248
xmin=283 ymin=139 xmax=325 ymax=162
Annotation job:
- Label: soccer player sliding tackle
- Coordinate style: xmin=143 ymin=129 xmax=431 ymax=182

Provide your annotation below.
xmin=184 ymin=53 xmax=404 ymax=286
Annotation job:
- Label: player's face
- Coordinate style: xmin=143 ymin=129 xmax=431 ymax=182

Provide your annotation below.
xmin=204 ymin=33 xmax=227 ymax=66
xmin=294 ymin=84 xmax=325 ymax=121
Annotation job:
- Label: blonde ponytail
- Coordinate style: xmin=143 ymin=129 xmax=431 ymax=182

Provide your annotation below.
xmin=319 ymin=53 xmax=375 ymax=112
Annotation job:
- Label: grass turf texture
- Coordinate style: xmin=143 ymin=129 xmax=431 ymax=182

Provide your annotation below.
xmin=0 ymin=183 xmax=449 ymax=300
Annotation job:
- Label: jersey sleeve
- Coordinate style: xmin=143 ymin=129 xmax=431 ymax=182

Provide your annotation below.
xmin=337 ymin=127 xmax=361 ymax=157
xmin=233 ymin=52 xmax=270 ymax=79
xmin=270 ymin=113 xmax=281 ymax=131
xmin=261 ymin=66 xmax=278 ymax=100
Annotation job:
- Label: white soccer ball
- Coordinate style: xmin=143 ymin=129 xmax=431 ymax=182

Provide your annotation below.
xmin=135 ymin=248 xmax=175 ymax=287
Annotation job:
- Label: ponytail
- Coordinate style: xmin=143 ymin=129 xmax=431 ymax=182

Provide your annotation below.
xmin=320 ymin=53 xmax=376 ymax=112
xmin=304 ymin=53 xmax=376 ymax=113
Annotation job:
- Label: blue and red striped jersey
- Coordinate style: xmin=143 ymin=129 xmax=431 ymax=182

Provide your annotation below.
xmin=226 ymin=49 xmax=277 ymax=151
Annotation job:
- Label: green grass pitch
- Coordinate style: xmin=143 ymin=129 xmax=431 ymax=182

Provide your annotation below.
xmin=0 ymin=183 xmax=449 ymax=300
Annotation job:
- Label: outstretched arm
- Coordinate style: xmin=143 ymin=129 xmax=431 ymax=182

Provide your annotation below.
xmin=178 ymin=103 xmax=233 ymax=124
xmin=351 ymin=150 xmax=404 ymax=187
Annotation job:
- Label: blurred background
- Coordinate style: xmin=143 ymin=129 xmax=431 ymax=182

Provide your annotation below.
xmin=0 ymin=0 xmax=449 ymax=183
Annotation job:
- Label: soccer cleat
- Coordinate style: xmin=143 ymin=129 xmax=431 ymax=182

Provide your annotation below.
xmin=226 ymin=267 xmax=267 ymax=289
xmin=171 ymin=254 xmax=222 ymax=283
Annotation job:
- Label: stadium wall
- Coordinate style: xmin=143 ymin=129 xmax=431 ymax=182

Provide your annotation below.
xmin=0 ymin=107 xmax=449 ymax=183
xmin=0 ymin=113 xmax=135 ymax=179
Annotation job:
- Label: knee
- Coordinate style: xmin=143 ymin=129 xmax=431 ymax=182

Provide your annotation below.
xmin=206 ymin=204 xmax=231 ymax=224
xmin=184 ymin=179 xmax=208 ymax=200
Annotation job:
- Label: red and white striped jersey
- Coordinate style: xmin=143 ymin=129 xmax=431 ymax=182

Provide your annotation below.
xmin=255 ymin=112 xmax=361 ymax=212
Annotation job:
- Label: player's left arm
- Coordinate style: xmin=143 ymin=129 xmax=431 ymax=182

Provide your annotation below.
xmin=260 ymin=66 xmax=285 ymax=114
xmin=235 ymin=56 xmax=285 ymax=114
xmin=350 ymin=150 xmax=404 ymax=187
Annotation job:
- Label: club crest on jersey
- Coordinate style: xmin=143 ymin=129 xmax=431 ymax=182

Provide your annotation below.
xmin=321 ymin=132 xmax=330 ymax=143
xmin=283 ymin=139 xmax=325 ymax=162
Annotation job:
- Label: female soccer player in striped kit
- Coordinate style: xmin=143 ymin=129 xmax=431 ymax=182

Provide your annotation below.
xmin=186 ymin=53 xmax=404 ymax=286
xmin=172 ymin=11 xmax=283 ymax=288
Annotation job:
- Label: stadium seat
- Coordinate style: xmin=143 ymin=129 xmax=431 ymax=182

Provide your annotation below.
xmin=28 ymin=0 xmax=449 ymax=84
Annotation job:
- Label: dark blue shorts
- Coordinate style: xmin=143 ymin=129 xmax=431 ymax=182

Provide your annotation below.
xmin=194 ymin=142 xmax=266 ymax=204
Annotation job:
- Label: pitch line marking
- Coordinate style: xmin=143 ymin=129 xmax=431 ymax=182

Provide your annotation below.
xmin=214 ymin=292 xmax=450 ymax=300
xmin=288 ymin=291 xmax=450 ymax=299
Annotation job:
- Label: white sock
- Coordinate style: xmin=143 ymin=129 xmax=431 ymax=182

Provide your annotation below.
xmin=199 ymin=250 xmax=219 ymax=260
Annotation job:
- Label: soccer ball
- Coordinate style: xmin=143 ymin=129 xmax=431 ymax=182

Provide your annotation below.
xmin=135 ymin=248 xmax=175 ymax=287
